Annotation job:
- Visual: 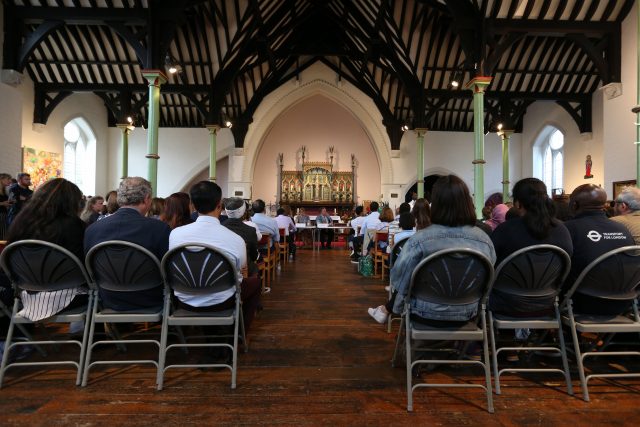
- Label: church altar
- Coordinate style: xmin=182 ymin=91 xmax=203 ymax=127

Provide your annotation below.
xmin=277 ymin=147 xmax=356 ymax=212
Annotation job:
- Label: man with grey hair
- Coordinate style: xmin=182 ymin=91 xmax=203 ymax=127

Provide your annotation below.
xmin=611 ymin=186 xmax=640 ymax=244
xmin=222 ymin=197 xmax=259 ymax=276
xmin=84 ymin=177 xmax=170 ymax=311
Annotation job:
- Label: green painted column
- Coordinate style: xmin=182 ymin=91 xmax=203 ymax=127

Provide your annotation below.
xmin=415 ymin=128 xmax=427 ymax=198
xmin=142 ymin=70 xmax=167 ymax=196
xmin=498 ymin=129 xmax=513 ymax=202
xmin=465 ymin=76 xmax=493 ymax=217
xmin=116 ymin=124 xmax=132 ymax=179
xmin=206 ymin=125 xmax=220 ymax=182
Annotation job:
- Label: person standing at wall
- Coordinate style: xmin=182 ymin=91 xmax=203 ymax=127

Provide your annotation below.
xmin=0 ymin=173 xmax=12 ymax=239
xmin=6 ymin=173 xmax=33 ymax=227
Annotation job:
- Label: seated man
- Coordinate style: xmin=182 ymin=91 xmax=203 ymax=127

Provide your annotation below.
xmin=348 ymin=206 xmax=366 ymax=258
xmin=611 ymin=186 xmax=640 ymax=244
xmin=84 ymin=177 xmax=170 ymax=311
xmin=275 ymin=207 xmax=297 ymax=259
xmin=294 ymin=207 xmax=312 ymax=248
xmin=222 ymin=197 xmax=259 ymax=276
xmin=315 ymin=207 xmax=334 ymax=249
xmin=564 ymin=184 xmax=635 ymax=314
xmin=170 ymin=182 xmax=261 ymax=332
xmin=251 ymin=199 xmax=279 ymax=248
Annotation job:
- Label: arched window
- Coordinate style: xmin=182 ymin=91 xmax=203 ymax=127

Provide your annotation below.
xmin=533 ymin=127 xmax=564 ymax=195
xmin=63 ymin=118 xmax=96 ymax=195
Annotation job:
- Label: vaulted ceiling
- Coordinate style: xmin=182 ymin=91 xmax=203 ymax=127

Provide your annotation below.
xmin=2 ymin=0 xmax=634 ymax=148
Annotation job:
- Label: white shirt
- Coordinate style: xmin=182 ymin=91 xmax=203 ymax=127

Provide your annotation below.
xmin=350 ymin=215 xmax=366 ymax=232
xmin=169 ymin=216 xmax=247 ymax=307
xmin=360 ymin=211 xmax=380 ymax=236
xmin=275 ymin=215 xmax=296 ymax=235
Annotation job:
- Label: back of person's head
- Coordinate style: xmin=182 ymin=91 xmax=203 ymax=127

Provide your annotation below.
xmin=505 ymin=207 xmax=520 ymax=221
xmin=512 ymin=178 xmax=556 ymax=239
xmin=147 ymin=197 xmax=165 ymax=217
xmin=398 ymin=202 xmax=411 ymax=214
xmin=117 ymin=177 xmax=152 ymax=207
xmin=369 ymin=201 xmax=379 ymax=213
xmin=277 ymin=208 xmax=285 ymax=216
xmin=282 ymin=205 xmax=292 ymax=216
xmin=411 ymin=198 xmax=431 ymax=230
xmin=399 ymin=212 xmax=415 ymax=230
xmin=105 ymin=190 xmax=119 ymax=214
xmin=224 ymin=197 xmax=246 ymax=219
xmin=569 ymin=183 xmax=607 ymax=214
xmin=616 ymin=186 xmax=640 ymax=212
xmin=7 ymin=178 xmax=82 ymax=243
xmin=355 ymin=206 xmax=363 ymax=216
xmin=552 ymin=199 xmax=572 ymax=221
xmin=190 ymin=181 xmax=222 ymax=214
xmin=481 ymin=206 xmax=492 ymax=221
xmin=252 ymin=199 xmax=266 ymax=214
xmin=380 ymin=206 xmax=394 ymax=223
xmin=161 ymin=192 xmax=192 ymax=229
xmin=430 ymin=175 xmax=476 ymax=227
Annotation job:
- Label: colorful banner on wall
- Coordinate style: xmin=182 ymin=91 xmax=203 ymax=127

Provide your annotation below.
xmin=22 ymin=146 xmax=62 ymax=189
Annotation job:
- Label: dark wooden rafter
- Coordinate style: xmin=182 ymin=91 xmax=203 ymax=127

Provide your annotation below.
xmin=3 ymin=0 xmax=635 ymax=143
xmin=33 ymin=89 xmax=72 ymax=124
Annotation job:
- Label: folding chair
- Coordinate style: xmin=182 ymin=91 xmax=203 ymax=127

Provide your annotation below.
xmin=0 ymin=240 xmax=93 ymax=387
xmin=391 ymin=248 xmax=495 ymax=413
xmin=158 ymin=243 xmax=246 ymax=390
xmin=487 ymin=244 xmax=573 ymax=395
xmin=561 ymin=245 xmax=640 ymax=402
xmin=82 ymin=240 xmax=165 ymax=386
xmin=387 ymin=239 xmax=409 ymax=333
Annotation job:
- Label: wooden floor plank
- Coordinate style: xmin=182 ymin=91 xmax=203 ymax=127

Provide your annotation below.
xmin=1 ymin=248 xmax=639 ymax=425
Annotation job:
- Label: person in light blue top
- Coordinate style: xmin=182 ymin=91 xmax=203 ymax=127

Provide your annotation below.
xmin=368 ymin=175 xmax=496 ymax=324
xmin=251 ymin=199 xmax=279 ymax=244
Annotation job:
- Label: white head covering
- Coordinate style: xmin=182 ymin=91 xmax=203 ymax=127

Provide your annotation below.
xmin=225 ymin=197 xmax=246 ymax=219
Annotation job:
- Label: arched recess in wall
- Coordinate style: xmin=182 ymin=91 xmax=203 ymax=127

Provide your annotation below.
xmin=180 ymin=155 xmax=230 ymax=194
xmin=532 ymin=124 xmax=566 ymax=195
xmin=242 ymin=78 xmax=394 ymax=198
xmin=63 ymin=116 xmax=96 ymax=195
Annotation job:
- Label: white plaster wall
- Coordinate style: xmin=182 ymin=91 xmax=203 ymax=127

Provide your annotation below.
xmin=17 ymin=78 xmax=109 ymax=196
xmin=603 ymin=2 xmax=637 ymax=194
xmin=252 ymin=94 xmax=381 ymax=204
xmin=106 ymin=126 xmax=235 ymax=197
xmin=396 ymin=130 xmax=523 ymax=202
xmin=521 ymin=100 xmax=604 ymax=195
xmin=0 ymin=83 xmax=24 ymax=176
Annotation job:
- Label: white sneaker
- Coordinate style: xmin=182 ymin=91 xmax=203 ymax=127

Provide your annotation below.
xmin=384 ymin=285 xmax=390 ymax=292
xmin=368 ymin=306 xmax=388 ymax=324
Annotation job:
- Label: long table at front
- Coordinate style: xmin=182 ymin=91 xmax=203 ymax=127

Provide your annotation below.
xmin=295 ymin=225 xmax=352 ymax=252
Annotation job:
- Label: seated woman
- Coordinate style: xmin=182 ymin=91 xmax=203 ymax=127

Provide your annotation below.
xmin=411 ymin=198 xmax=431 ymax=231
xmin=5 ymin=178 xmax=89 ymax=322
xmin=489 ymin=178 xmax=573 ymax=316
xmin=484 ymin=203 xmax=509 ymax=231
xmin=160 ymin=192 xmax=193 ymax=230
xmin=80 ymin=195 xmax=104 ymax=225
xmin=368 ymin=175 xmax=496 ymax=324
xmin=387 ymin=212 xmax=416 ymax=254
xmin=366 ymin=206 xmax=395 ymax=252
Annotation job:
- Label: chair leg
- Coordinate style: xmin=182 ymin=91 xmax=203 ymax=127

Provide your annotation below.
xmin=405 ymin=314 xmax=413 ymax=412
xmin=157 ymin=320 xmax=169 ymax=390
xmin=81 ymin=300 xmax=99 ymax=387
xmin=231 ymin=306 xmax=240 ymax=390
xmin=480 ymin=311 xmax=494 ymax=413
xmin=391 ymin=316 xmax=404 ymax=367
xmin=488 ymin=311 xmax=501 ymax=395
xmin=76 ymin=294 xmax=94 ymax=386
xmin=555 ymin=306 xmax=574 ymax=396
xmin=0 ymin=301 xmax=19 ymax=388
xmin=568 ymin=307 xmax=589 ymax=402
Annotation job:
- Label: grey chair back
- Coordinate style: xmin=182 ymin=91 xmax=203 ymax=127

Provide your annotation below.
xmin=492 ymin=244 xmax=571 ymax=298
xmin=0 ymin=240 xmax=90 ymax=292
xmin=564 ymin=245 xmax=640 ymax=302
xmin=85 ymin=240 xmax=163 ymax=292
xmin=408 ymin=248 xmax=494 ymax=307
xmin=161 ymin=243 xmax=238 ymax=294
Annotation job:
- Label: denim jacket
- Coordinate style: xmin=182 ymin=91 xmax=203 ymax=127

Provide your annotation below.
xmin=390 ymin=224 xmax=496 ymax=321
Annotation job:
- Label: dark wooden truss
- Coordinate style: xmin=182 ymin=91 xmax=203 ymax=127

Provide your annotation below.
xmin=2 ymin=0 xmax=633 ymax=148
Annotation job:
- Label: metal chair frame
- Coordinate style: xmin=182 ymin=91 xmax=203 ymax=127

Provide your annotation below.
xmin=158 ymin=243 xmax=247 ymax=390
xmin=0 ymin=240 xmax=93 ymax=387
xmin=487 ymin=244 xmax=573 ymax=395
xmin=391 ymin=248 xmax=495 ymax=413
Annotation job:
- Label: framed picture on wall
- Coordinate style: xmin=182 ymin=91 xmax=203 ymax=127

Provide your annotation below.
xmin=612 ymin=180 xmax=637 ymax=200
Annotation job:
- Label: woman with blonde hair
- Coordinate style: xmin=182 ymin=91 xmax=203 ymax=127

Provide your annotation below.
xmin=80 ymin=195 xmax=104 ymax=225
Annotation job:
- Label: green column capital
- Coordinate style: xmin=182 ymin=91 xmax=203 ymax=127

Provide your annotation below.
xmin=141 ymin=69 xmax=168 ymax=86
xmin=464 ymin=76 xmax=493 ymax=93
